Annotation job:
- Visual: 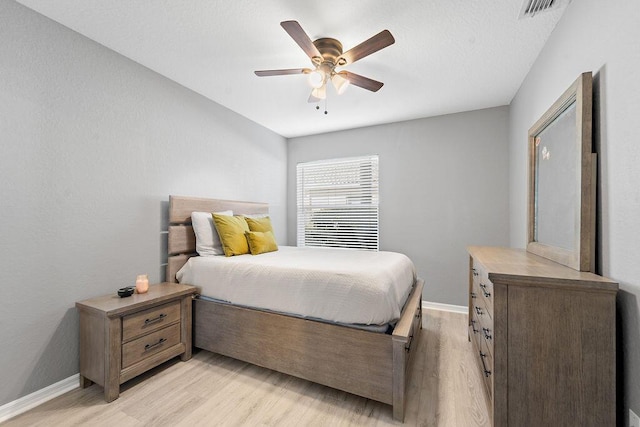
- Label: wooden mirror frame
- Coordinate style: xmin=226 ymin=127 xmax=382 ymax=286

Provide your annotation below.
xmin=527 ymin=72 xmax=595 ymax=272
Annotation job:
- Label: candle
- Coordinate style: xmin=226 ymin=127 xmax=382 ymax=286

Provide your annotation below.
xmin=135 ymin=274 xmax=149 ymax=294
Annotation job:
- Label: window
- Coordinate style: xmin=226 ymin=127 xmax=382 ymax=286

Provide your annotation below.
xmin=297 ymin=155 xmax=379 ymax=251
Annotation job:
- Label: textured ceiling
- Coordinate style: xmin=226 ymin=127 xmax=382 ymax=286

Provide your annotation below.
xmin=16 ymin=0 xmax=568 ymax=138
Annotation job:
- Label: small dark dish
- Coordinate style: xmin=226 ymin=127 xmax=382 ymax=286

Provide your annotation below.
xmin=117 ymin=286 xmax=135 ymax=298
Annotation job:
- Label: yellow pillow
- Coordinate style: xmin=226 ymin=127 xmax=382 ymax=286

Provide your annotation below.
xmin=245 ymin=216 xmax=273 ymax=233
xmin=212 ymin=214 xmax=250 ymax=257
xmin=245 ymin=230 xmax=278 ymax=255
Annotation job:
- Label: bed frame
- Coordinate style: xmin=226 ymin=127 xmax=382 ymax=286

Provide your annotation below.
xmin=166 ymin=195 xmax=423 ymax=421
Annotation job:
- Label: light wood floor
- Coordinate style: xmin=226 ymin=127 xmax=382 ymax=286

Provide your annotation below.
xmin=3 ymin=309 xmax=490 ymax=426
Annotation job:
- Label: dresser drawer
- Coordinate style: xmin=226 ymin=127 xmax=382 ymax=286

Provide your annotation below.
xmin=472 ymin=277 xmax=492 ymax=315
xmin=469 ymin=315 xmax=481 ymax=345
xmin=478 ymin=279 xmax=493 ymax=316
xmin=122 ymin=301 xmax=180 ymax=341
xmin=122 ymin=323 xmax=181 ymax=368
xmin=478 ymin=317 xmax=494 ymax=357
xmin=472 ymin=299 xmax=490 ymax=327
xmin=472 ymin=262 xmax=494 ymax=317
xmin=470 ymin=320 xmax=493 ymax=402
xmin=478 ymin=335 xmax=494 ymax=400
xmin=470 ymin=303 xmax=482 ymax=343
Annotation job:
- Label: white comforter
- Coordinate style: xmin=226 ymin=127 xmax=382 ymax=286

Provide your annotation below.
xmin=176 ymin=246 xmax=416 ymax=326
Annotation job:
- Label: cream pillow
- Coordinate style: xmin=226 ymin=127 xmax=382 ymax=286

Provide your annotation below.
xmin=212 ymin=214 xmax=250 ymax=257
xmin=191 ymin=210 xmax=232 ymax=256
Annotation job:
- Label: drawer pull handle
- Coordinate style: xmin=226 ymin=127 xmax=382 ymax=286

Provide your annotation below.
xmin=479 ymin=351 xmax=492 ymax=377
xmin=472 ymin=268 xmax=478 ymax=277
xmin=470 ymin=292 xmax=477 ymax=299
xmin=144 ymin=338 xmax=167 ymax=351
xmin=144 ymin=313 xmax=167 ymax=325
xmin=475 ymin=306 xmax=483 ymax=316
xmin=483 ymin=327 xmax=492 ymax=340
xmin=479 ymin=283 xmax=491 ymax=298
xmin=470 ymin=320 xmax=479 ymax=334
xmin=405 ymin=334 xmax=414 ymax=352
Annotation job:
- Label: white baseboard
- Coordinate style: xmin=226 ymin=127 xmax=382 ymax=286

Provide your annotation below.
xmin=0 ymin=374 xmax=79 ymax=423
xmin=422 ymin=300 xmax=467 ymax=314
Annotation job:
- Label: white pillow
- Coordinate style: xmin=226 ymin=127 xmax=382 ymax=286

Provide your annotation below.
xmin=191 ymin=210 xmax=232 ymax=256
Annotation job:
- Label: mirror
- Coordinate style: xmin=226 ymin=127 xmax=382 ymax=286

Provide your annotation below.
xmin=527 ymin=72 xmax=595 ymax=272
xmin=534 ymin=103 xmax=577 ymax=250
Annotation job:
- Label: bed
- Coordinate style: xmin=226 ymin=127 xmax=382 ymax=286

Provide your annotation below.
xmin=166 ymin=195 xmax=424 ymax=421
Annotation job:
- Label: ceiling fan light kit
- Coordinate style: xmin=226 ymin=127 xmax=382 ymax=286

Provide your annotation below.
xmin=255 ymin=20 xmax=395 ymax=106
xmin=310 ymin=84 xmax=326 ymax=102
xmin=308 ymin=70 xmax=324 ymax=88
xmin=331 ymin=72 xmax=350 ymax=95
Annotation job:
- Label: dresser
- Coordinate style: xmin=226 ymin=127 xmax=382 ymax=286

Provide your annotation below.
xmin=467 ymin=246 xmax=618 ymax=427
xmin=76 ymin=282 xmax=197 ymax=401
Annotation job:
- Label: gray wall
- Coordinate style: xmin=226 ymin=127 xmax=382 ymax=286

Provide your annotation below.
xmin=288 ymin=107 xmax=510 ymax=306
xmin=508 ymin=0 xmax=640 ymax=420
xmin=0 ymin=1 xmax=287 ymax=406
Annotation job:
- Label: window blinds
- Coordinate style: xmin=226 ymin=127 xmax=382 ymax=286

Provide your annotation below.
xmin=297 ymin=155 xmax=379 ymax=251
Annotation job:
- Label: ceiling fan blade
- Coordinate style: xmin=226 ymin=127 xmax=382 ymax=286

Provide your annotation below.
xmin=339 ymin=30 xmax=395 ymax=65
xmin=254 ymin=68 xmax=311 ymax=77
xmin=342 ymin=71 xmax=384 ymax=92
xmin=281 ymin=20 xmax=322 ymax=60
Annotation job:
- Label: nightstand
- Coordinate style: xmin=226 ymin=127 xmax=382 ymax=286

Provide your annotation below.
xmin=76 ymin=282 xmax=197 ymax=402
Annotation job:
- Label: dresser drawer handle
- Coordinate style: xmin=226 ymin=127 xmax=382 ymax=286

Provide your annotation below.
xmin=479 ymin=351 xmax=492 ymax=377
xmin=475 ymin=306 xmax=483 ymax=316
xmin=479 ymin=283 xmax=491 ymax=298
xmin=470 ymin=292 xmax=477 ymax=299
xmin=144 ymin=338 xmax=167 ymax=351
xmin=483 ymin=327 xmax=492 ymax=340
xmin=144 ymin=313 xmax=167 ymax=325
xmin=470 ymin=320 xmax=479 ymax=334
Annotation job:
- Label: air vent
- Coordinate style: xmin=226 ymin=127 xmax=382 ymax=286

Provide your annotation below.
xmin=519 ymin=0 xmax=569 ymax=18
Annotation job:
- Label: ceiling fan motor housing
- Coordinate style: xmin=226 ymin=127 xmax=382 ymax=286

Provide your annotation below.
xmin=312 ymin=38 xmax=346 ymax=66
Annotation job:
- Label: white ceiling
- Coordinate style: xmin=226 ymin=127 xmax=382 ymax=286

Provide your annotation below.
xmin=16 ymin=0 xmax=568 ymax=138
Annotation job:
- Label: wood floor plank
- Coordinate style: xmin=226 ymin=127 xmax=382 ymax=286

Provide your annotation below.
xmin=2 ymin=309 xmax=490 ymax=427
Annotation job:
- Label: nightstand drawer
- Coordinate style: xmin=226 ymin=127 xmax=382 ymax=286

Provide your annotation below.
xmin=122 ymin=300 xmax=180 ymax=341
xmin=122 ymin=323 xmax=181 ymax=368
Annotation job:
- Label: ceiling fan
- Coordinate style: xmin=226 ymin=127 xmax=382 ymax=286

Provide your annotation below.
xmin=255 ymin=21 xmax=395 ymax=103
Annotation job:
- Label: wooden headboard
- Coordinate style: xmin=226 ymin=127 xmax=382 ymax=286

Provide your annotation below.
xmin=166 ymin=195 xmax=269 ymax=282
